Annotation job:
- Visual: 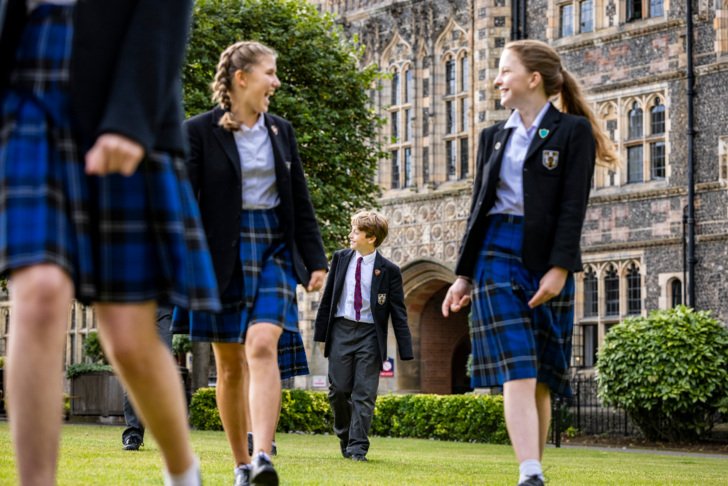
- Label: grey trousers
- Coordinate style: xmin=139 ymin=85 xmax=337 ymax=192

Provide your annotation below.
xmin=328 ymin=317 xmax=381 ymax=457
xmin=122 ymin=307 xmax=174 ymax=441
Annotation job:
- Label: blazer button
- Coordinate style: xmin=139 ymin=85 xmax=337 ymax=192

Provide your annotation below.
xmin=231 ymin=240 xmax=237 ymax=247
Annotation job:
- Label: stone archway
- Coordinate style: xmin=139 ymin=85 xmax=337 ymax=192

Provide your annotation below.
xmin=395 ymin=259 xmax=470 ymax=394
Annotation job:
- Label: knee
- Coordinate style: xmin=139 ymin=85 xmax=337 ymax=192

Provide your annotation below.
xmin=103 ymin=338 xmax=147 ymax=372
xmin=245 ymin=330 xmax=278 ymax=362
xmin=10 ymin=266 xmax=72 ymax=326
xmin=216 ymin=359 xmax=245 ymax=385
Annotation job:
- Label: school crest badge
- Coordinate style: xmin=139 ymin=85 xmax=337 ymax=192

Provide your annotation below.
xmin=378 ymin=293 xmax=387 ymax=305
xmin=285 ymin=161 xmax=291 ymax=171
xmin=542 ymin=150 xmax=559 ymax=170
xmin=271 ymin=125 xmax=279 ymax=136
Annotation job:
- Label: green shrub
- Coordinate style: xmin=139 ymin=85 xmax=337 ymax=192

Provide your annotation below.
xmin=83 ymin=331 xmax=107 ymax=364
xmin=188 ymin=388 xmax=508 ymax=444
xmin=278 ymin=390 xmax=333 ymax=433
xmin=189 ymin=387 xmax=223 ymax=431
xmin=371 ymin=394 xmax=508 ymax=444
xmin=597 ymin=306 xmax=728 ymax=441
xmin=65 ymin=363 xmax=113 ymax=379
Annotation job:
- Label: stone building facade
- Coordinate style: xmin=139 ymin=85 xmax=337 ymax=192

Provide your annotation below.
xmin=2 ymin=1 xmax=727 ymax=397
xmin=301 ymin=0 xmax=728 ymax=393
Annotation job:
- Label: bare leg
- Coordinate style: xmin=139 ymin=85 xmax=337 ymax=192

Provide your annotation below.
xmin=535 ymin=383 xmax=551 ymax=460
xmin=212 ymin=342 xmax=250 ymax=465
xmin=7 ymin=265 xmax=74 ymax=486
xmin=95 ymin=302 xmax=194 ymax=475
xmin=503 ymin=378 xmax=540 ymax=462
xmin=245 ymin=323 xmax=282 ymax=455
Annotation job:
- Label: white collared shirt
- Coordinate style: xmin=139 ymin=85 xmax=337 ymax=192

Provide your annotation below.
xmin=233 ymin=115 xmax=280 ymax=210
xmin=489 ymin=101 xmax=552 ymax=216
xmin=335 ymin=250 xmax=377 ymax=323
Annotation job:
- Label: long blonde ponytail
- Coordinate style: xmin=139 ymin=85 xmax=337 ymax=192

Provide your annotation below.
xmin=505 ymin=40 xmax=618 ymax=167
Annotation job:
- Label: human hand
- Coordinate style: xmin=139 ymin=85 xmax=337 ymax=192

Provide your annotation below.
xmin=528 ymin=266 xmax=568 ymax=308
xmin=85 ymin=133 xmax=144 ymax=176
xmin=307 ymin=269 xmax=326 ymax=292
xmin=441 ymin=277 xmax=473 ymax=317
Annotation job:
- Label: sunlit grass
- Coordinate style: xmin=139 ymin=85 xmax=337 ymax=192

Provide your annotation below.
xmin=1 ymin=422 xmax=727 ymax=484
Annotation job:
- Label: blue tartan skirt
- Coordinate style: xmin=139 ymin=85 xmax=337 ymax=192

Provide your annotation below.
xmin=470 ymin=214 xmax=575 ymax=397
xmin=173 ymin=208 xmax=308 ymax=379
xmin=0 ymin=5 xmax=220 ymax=311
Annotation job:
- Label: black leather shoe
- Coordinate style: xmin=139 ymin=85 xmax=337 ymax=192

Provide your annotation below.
xmin=122 ymin=434 xmax=143 ymax=451
xmin=339 ymin=440 xmax=351 ymax=459
xmin=234 ymin=464 xmax=250 ymax=486
xmin=518 ymin=475 xmax=544 ymax=486
xmin=350 ymin=454 xmax=368 ymax=462
xmin=249 ymin=452 xmax=278 ymax=486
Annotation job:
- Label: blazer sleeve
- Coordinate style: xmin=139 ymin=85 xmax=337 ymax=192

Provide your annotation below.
xmin=388 ymin=264 xmax=414 ymax=361
xmin=96 ymin=0 xmax=193 ymax=153
xmin=313 ymin=251 xmax=338 ymax=342
xmin=183 ymin=117 xmax=203 ymax=196
xmin=287 ymin=122 xmax=328 ymax=273
xmin=549 ymin=117 xmax=596 ymax=270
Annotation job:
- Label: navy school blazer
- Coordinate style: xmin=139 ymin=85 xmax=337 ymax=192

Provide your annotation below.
xmin=1 ymin=0 xmax=192 ymax=155
xmin=313 ymin=248 xmax=414 ymax=363
xmin=184 ymin=108 xmax=328 ymax=294
xmin=455 ymin=104 xmax=596 ymax=277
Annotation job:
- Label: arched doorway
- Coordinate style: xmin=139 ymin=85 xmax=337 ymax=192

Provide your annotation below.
xmin=451 ymin=335 xmax=473 ymax=394
xmin=398 ymin=259 xmax=470 ymax=394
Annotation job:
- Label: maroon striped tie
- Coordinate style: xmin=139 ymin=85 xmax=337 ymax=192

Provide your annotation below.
xmin=354 ymin=256 xmax=363 ymax=321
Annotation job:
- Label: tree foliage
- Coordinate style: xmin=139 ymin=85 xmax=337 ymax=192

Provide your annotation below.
xmin=184 ymin=0 xmax=384 ymax=253
xmin=597 ymin=306 xmax=728 ymax=441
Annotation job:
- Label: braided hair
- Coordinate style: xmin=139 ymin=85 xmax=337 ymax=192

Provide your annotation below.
xmin=212 ymin=41 xmax=277 ymax=131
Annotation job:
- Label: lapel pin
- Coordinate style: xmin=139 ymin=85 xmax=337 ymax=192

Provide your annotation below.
xmin=271 ymin=125 xmax=279 ymax=136
xmin=374 ymin=269 xmax=381 ymax=277
xmin=494 ymin=141 xmax=502 ymax=150
xmin=538 ymin=128 xmax=549 ymax=139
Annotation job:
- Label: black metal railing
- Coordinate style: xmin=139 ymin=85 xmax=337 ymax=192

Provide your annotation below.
xmin=551 ymin=374 xmax=638 ymax=446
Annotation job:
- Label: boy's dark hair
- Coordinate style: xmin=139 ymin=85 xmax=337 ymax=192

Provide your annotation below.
xmin=352 ymin=210 xmax=388 ymax=248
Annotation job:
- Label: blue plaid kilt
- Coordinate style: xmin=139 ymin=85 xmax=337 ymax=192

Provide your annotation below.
xmin=0 ymin=5 xmax=220 ymax=311
xmin=470 ymin=214 xmax=575 ymax=397
xmin=174 ymin=208 xmax=308 ymax=378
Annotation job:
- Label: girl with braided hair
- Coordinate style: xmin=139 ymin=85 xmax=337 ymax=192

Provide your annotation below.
xmin=442 ymin=39 xmax=616 ymax=486
xmin=175 ymin=41 xmax=327 ymax=486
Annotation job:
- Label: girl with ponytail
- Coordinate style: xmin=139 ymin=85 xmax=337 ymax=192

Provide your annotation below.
xmin=442 ymin=39 xmax=606 ymax=486
xmin=175 ymin=41 xmax=328 ymax=486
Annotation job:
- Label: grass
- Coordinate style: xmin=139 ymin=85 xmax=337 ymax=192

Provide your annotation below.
xmin=1 ymin=423 xmax=727 ymax=485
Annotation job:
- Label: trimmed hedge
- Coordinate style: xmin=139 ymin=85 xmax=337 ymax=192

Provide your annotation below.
xmin=189 ymin=388 xmax=508 ymax=444
xmin=597 ymin=306 xmax=728 ymax=441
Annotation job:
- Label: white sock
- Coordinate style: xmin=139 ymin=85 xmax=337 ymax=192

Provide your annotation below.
xmin=164 ymin=457 xmax=200 ymax=486
xmin=519 ymin=459 xmax=543 ymax=483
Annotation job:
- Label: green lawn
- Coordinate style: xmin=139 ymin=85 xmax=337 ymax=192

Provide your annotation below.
xmin=1 ymin=423 xmax=726 ymax=485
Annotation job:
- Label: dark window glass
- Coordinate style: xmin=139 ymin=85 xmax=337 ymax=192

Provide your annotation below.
xmin=627 ymin=0 xmax=642 ymax=22
xmin=628 ymin=101 xmax=643 ymax=139
xmin=670 ymin=279 xmax=682 ymax=308
xmin=422 ymin=147 xmax=430 ymax=183
xmin=446 ymin=59 xmax=456 ymax=95
xmin=460 ymin=56 xmax=469 ymax=92
xmin=403 ymin=147 xmax=412 ymax=188
xmin=605 ymin=267 xmax=619 ymax=316
xmin=583 ymin=268 xmax=598 ymax=317
xmin=583 ymin=324 xmax=598 ymax=368
xmin=560 ymin=4 xmax=574 ymax=37
xmin=627 ymin=264 xmax=641 ymax=315
xmin=650 ymin=142 xmax=665 ymax=179
xmin=446 ymin=101 xmax=455 ymax=134
xmin=391 ymin=151 xmax=400 ymax=189
xmin=650 ymin=0 xmax=663 ymax=17
xmin=391 ymin=71 xmax=400 ymax=105
xmin=446 ymin=140 xmax=456 ymax=180
xmin=651 ymin=98 xmax=665 ymax=134
xmin=580 ymin=0 xmax=594 ymax=33
xmin=460 ymin=138 xmax=469 ymax=179
xmin=391 ymin=111 xmax=399 ymax=141
xmin=627 ymin=145 xmax=643 ymax=183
